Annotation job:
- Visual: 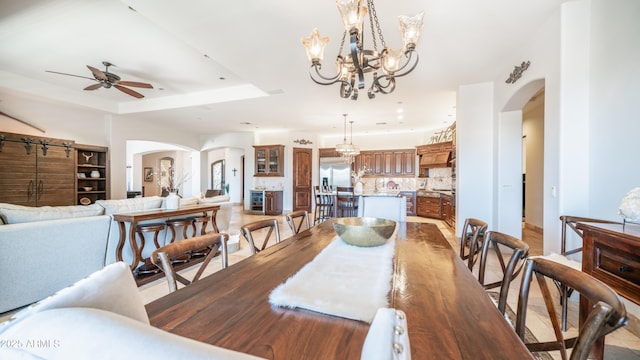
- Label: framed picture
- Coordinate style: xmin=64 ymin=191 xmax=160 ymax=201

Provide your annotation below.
xmin=144 ymin=167 xmax=154 ymax=182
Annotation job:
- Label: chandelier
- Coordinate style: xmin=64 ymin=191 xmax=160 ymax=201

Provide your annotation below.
xmin=336 ymin=114 xmax=360 ymax=163
xmin=302 ymin=0 xmax=424 ymax=100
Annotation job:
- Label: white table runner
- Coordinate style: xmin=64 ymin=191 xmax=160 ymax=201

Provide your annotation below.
xmin=269 ymin=233 xmax=396 ymax=323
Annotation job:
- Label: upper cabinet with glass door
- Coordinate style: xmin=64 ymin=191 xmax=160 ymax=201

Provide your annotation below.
xmin=254 ymin=145 xmax=284 ymax=177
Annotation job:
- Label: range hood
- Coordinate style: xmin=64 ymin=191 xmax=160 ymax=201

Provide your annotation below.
xmin=419 ymin=151 xmax=451 ymax=168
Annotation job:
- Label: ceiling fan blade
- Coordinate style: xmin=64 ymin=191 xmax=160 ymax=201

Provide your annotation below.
xmin=84 ymin=83 xmax=102 ymax=91
xmin=117 ymin=81 xmax=153 ymax=89
xmin=45 ymin=70 xmax=96 ymax=81
xmin=114 ymin=84 xmax=144 ymax=99
xmin=87 ymin=65 xmax=108 ymax=81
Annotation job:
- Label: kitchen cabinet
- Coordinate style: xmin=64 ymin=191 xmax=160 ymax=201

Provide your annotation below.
xmin=0 ymin=132 xmax=75 ymax=206
xmin=442 ymin=193 xmax=454 ymax=227
xmin=416 ymin=195 xmax=442 ymax=219
xmin=76 ymin=144 xmax=109 ymax=205
xmin=416 ymin=141 xmax=453 ymax=177
xmin=248 ymin=190 xmax=283 ymax=215
xmin=354 ymin=149 xmax=415 ymax=177
xmin=398 ymin=191 xmax=416 ymax=216
xmin=265 ymin=190 xmax=284 ymax=215
xmin=254 ymin=145 xmax=284 ymax=177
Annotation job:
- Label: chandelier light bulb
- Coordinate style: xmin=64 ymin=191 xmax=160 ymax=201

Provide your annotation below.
xmin=399 ymin=11 xmax=424 ymax=50
xmin=302 ymin=28 xmax=330 ymax=63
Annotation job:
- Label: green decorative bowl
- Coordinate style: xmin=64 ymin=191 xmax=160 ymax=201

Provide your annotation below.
xmin=332 ymin=217 xmax=397 ymax=247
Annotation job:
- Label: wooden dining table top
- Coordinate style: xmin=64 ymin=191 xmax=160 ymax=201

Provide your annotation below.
xmin=145 ymin=220 xmax=533 ymax=360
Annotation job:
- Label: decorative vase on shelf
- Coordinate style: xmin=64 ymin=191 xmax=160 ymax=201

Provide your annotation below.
xmin=354 ymin=181 xmax=364 ymax=195
xmin=90 ymin=170 xmax=100 ymax=178
xmin=165 ymin=191 xmax=180 ymax=210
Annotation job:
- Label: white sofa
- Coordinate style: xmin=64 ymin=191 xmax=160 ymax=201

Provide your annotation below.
xmin=0 ymin=196 xmax=232 ymax=314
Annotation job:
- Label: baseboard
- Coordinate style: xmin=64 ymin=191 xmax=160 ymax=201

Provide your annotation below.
xmin=523 ymin=222 xmax=543 ymax=234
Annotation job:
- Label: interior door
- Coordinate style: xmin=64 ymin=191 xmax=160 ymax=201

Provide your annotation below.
xmin=292 ymin=147 xmax=312 ymax=212
xmin=0 ymin=138 xmax=37 ymax=205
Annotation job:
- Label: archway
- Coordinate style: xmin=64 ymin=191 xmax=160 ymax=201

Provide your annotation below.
xmin=497 ymin=79 xmax=545 ymax=241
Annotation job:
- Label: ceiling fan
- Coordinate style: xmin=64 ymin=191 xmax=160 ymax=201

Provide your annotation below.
xmin=46 ymin=61 xmax=153 ymax=98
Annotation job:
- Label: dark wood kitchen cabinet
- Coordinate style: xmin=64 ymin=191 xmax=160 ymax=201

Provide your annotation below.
xmin=254 ymin=145 xmax=284 ymax=177
xmin=0 ymin=132 xmax=76 ymax=206
xmin=264 ymin=190 xmax=283 ymax=215
xmin=442 ymin=193 xmax=454 ymax=227
xmin=354 ymin=149 xmax=415 ymax=177
xmin=416 ymin=195 xmax=442 ymax=219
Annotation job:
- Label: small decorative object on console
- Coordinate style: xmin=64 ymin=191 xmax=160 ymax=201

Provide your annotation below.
xmin=619 ymin=187 xmax=640 ymax=223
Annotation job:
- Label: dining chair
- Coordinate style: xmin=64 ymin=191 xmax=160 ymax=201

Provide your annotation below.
xmin=285 ymin=210 xmax=311 ymax=234
xmin=313 ymin=185 xmax=334 ymax=225
xmin=240 ymin=218 xmax=281 ymax=255
xmin=458 ymin=218 xmax=488 ymax=271
xmin=357 ymin=196 xmax=407 ymax=222
xmin=477 ymin=230 xmax=529 ymax=315
xmin=542 ymin=215 xmax=620 ymax=331
xmin=150 ymin=233 xmax=229 ymax=293
xmin=336 ymin=186 xmax=358 ymax=217
xmin=515 ymin=257 xmax=627 ymax=360
xmin=360 ymin=308 xmax=411 ymax=360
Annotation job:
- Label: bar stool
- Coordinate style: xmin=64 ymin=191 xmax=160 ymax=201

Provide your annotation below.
xmin=187 ymin=214 xmax=211 ymax=258
xmin=135 ymin=222 xmax=166 ymax=275
xmin=165 ymin=218 xmax=194 ymax=263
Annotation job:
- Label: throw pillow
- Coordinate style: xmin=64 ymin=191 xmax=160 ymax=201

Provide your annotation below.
xmin=6 ymin=262 xmax=149 ymax=328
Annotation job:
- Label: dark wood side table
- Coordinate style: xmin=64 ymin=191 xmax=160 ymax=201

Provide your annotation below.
xmin=577 ymin=221 xmax=640 ymax=359
xmin=112 ymin=204 xmax=220 ymax=270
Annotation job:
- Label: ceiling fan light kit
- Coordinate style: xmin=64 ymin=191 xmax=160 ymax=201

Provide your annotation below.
xmin=302 ymin=0 xmax=424 ymax=100
xmin=46 ymin=61 xmax=153 ymax=98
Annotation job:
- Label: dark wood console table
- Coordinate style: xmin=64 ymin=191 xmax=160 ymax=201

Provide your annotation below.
xmin=577 ymin=221 xmax=640 ymax=359
xmin=113 ymin=204 xmax=220 ymax=270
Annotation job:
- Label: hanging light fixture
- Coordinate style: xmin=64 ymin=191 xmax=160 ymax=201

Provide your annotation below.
xmin=301 ymin=0 xmax=424 ymax=100
xmin=336 ymin=114 xmax=360 ymax=163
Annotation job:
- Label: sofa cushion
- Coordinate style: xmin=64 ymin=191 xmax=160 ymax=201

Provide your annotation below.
xmin=6 ymin=262 xmax=148 ymax=328
xmin=0 ymin=308 xmax=265 ymax=360
xmin=0 ymin=203 xmax=104 ymax=224
xmin=96 ymin=196 xmax=163 ymax=215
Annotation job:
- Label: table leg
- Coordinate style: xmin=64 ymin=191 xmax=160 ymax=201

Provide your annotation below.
xmin=209 ymin=209 xmax=219 ymax=233
xmin=128 ymin=221 xmax=141 ymax=270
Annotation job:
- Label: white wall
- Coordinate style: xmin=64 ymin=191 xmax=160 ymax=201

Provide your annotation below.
xmin=457 ymin=82 xmax=495 ymax=233
xmin=588 ymin=0 xmax=640 ymax=219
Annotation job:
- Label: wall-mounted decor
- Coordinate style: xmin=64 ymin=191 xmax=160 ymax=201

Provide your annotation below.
xmin=505 ymin=61 xmax=531 ymax=84
xmin=144 ymin=167 xmax=153 ymax=182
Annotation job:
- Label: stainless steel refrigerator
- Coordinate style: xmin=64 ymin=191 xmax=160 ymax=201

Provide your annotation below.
xmin=319 ymin=157 xmax=352 ymax=187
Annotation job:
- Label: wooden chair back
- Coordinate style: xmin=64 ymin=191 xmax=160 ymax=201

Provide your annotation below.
xmin=240 ymin=218 xmax=281 ymax=255
xmin=314 ymin=185 xmax=334 ymax=224
xmin=285 ymin=210 xmax=311 ymax=234
xmin=458 ymin=218 xmax=488 ymax=270
xmin=515 ymin=257 xmax=627 ymax=360
xmin=478 ymin=230 xmax=529 ymax=315
xmin=151 ymin=233 xmax=228 ymax=293
xmin=336 ymin=186 xmax=358 ymax=217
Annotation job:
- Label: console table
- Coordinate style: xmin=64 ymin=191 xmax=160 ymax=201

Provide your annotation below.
xmin=113 ymin=204 xmax=220 ymax=270
xmin=577 ymin=221 xmax=640 ymax=359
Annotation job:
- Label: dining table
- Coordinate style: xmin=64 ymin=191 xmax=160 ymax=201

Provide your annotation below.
xmin=145 ymin=220 xmax=533 ymax=359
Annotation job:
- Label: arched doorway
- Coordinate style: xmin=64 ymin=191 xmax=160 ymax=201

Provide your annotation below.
xmin=498 ymin=79 xmax=545 ymax=247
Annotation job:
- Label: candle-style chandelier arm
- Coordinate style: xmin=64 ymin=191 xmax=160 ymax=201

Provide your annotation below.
xmin=309 ymin=61 xmax=344 ymax=85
